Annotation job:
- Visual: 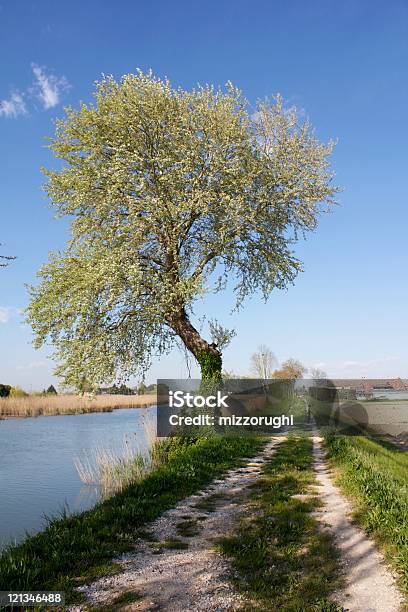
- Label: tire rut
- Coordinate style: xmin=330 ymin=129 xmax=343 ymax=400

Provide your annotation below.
xmin=312 ymin=435 xmax=403 ymax=612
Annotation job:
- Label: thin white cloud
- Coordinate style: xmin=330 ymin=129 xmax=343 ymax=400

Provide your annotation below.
xmin=1 ymin=64 xmax=69 ymax=119
xmin=0 ymin=306 xmax=24 ymax=323
xmin=16 ymin=361 xmax=48 ymax=371
xmin=0 ymin=91 xmax=26 ymax=118
xmin=31 ymin=63 xmax=69 ymax=109
xmin=0 ymin=307 xmax=12 ymax=323
xmin=311 ymin=357 xmax=404 ymax=378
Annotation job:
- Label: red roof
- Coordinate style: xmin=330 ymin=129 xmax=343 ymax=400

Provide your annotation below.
xmin=331 ymin=378 xmax=407 ymax=391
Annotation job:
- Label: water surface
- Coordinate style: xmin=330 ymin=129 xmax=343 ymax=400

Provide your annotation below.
xmin=0 ymin=407 xmax=155 ymax=549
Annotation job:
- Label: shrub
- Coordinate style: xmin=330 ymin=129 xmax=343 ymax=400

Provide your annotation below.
xmin=9 ymin=386 xmax=29 ymax=398
xmin=0 ymin=384 xmax=11 ymax=398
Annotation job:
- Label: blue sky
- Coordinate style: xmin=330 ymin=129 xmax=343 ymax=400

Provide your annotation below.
xmin=1 ymin=0 xmax=407 ymax=390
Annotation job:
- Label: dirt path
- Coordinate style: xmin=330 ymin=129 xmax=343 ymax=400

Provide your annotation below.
xmin=69 ymin=438 xmax=281 ymax=611
xmin=69 ymin=435 xmax=404 ymax=611
xmin=312 ymin=435 xmax=403 ymax=612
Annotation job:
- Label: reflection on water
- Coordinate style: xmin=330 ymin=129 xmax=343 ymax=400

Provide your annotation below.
xmin=74 ymin=484 xmax=100 ymax=509
xmin=0 ymin=407 xmax=156 ymax=549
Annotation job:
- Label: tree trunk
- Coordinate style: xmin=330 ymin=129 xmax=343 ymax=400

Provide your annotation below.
xmin=166 ymin=308 xmax=222 ymax=382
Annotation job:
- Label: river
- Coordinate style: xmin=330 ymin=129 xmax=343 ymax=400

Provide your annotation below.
xmin=0 ymin=407 xmax=155 ymax=550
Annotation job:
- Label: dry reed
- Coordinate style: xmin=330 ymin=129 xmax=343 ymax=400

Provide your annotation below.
xmin=0 ymin=394 xmax=156 ymax=418
xmin=74 ymin=410 xmax=161 ymax=496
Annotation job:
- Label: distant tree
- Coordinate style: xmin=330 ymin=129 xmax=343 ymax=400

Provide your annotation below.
xmin=97 ymin=383 xmax=134 ymax=395
xmin=273 ymin=358 xmax=307 ymax=380
xmin=0 ymin=384 xmax=11 ymax=397
xmin=0 ymin=244 xmax=15 ymax=268
xmin=118 ymin=383 xmax=134 ymax=395
xmin=46 ymin=384 xmax=58 ymax=395
xmin=221 ymin=370 xmax=239 ymax=379
xmin=77 ymin=378 xmax=93 ymax=395
xmin=250 ymin=345 xmax=277 ymax=380
xmin=310 ymin=367 xmax=327 ymax=385
xmin=27 ymin=70 xmax=338 ymax=388
xmin=137 ymin=381 xmax=147 ymax=395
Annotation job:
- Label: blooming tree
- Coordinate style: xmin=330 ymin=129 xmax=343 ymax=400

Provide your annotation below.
xmin=28 ymin=71 xmax=338 ymax=387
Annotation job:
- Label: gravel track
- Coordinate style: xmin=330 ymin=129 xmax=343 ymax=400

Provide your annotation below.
xmin=69 ymin=435 xmax=404 ymax=611
xmin=69 ymin=438 xmax=280 ymax=611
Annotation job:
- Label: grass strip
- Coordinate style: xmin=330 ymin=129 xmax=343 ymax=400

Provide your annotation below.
xmin=151 ymin=537 xmax=189 ymax=553
xmin=92 ymin=590 xmax=143 ymax=612
xmin=219 ymin=436 xmax=342 ymax=611
xmin=325 ymin=434 xmax=408 ymax=598
xmin=0 ymin=435 xmax=263 ymax=604
xmin=176 ymin=518 xmax=200 ymax=537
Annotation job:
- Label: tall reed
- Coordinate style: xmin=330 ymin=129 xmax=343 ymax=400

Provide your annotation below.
xmin=0 ymin=394 xmax=156 ymax=418
xmin=74 ymin=410 xmax=162 ymax=496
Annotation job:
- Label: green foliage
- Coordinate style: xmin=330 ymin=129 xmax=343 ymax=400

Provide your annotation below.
xmin=46 ymin=384 xmax=58 ymax=395
xmin=135 ymin=382 xmax=146 ymax=395
xmin=9 ymin=386 xmax=29 ymax=397
xmin=325 ymin=435 xmax=408 ymax=596
xmin=219 ymin=437 xmax=343 ymax=610
xmin=27 ymin=70 xmax=338 ymax=387
xmin=196 ymin=349 xmax=222 ymax=381
xmin=0 ymin=435 xmax=262 ymax=602
xmin=97 ymin=383 xmax=134 ymax=395
xmin=0 ymin=383 xmax=11 ymax=397
xmin=208 ymin=319 xmax=236 ymax=351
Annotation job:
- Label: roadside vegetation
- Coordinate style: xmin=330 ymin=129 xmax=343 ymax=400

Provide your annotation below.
xmin=219 ymin=436 xmax=343 ymax=611
xmin=0 ymin=434 xmax=263 ymax=604
xmin=74 ymin=414 xmax=159 ymax=497
xmin=0 ymin=393 xmax=156 ymax=418
xmin=325 ymin=434 xmax=408 ymax=598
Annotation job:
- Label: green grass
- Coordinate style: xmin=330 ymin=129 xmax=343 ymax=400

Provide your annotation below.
xmin=218 ymin=436 xmax=343 ymax=611
xmin=325 ymin=434 xmax=408 ymax=597
xmin=192 ymin=491 xmax=225 ymax=512
xmin=151 ymin=537 xmax=189 ymax=553
xmin=92 ymin=590 xmax=142 ymax=611
xmin=134 ymin=528 xmax=158 ymax=542
xmin=0 ymin=435 xmax=263 ymax=604
xmin=110 ymin=589 xmax=142 ymax=606
xmin=176 ymin=518 xmax=200 ymax=537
